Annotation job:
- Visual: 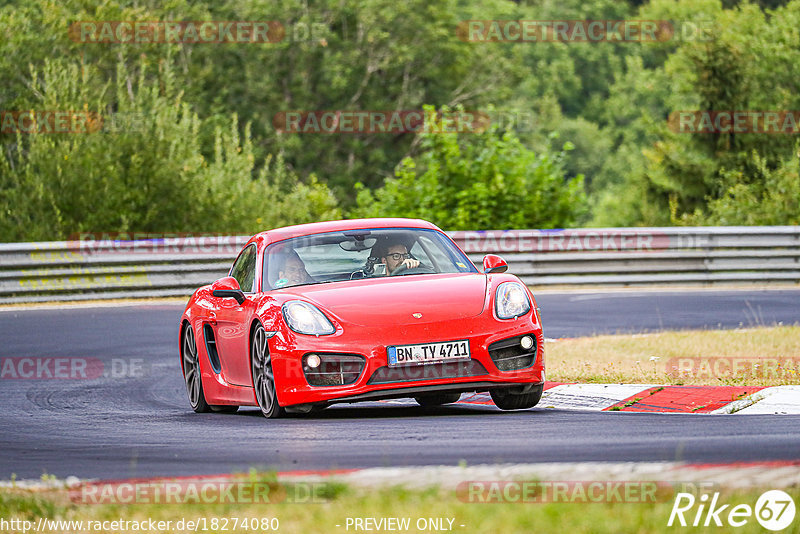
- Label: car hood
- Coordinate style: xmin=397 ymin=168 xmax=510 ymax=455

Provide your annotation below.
xmin=282 ymin=273 xmax=488 ymax=326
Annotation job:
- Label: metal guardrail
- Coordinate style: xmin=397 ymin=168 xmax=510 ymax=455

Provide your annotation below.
xmin=0 ymin=226 xmax=798 ymax=303
xmin=449 ymin=226 xmax=800 ymax=288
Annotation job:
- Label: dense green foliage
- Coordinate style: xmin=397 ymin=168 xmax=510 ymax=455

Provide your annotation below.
xmin=353 ymin=108 xmax=586 ymax=229
xmin=0 ymin=58 xmax=340 ymax=240
xmin=1 ymin=0 xmax=798 ymax=241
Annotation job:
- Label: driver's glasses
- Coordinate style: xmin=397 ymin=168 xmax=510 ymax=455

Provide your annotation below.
xmin=385 ymin=253 xmax=411 ymax=261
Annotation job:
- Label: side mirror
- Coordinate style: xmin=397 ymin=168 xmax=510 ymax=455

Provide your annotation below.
xmin=482 ymin=254 xmax=508 ymax=274
xmin=211 ymin=276 xmax=246 ymax=305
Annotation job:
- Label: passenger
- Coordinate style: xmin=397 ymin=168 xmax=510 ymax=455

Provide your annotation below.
xmin=275 ymin=251 xmax=313 ymax=288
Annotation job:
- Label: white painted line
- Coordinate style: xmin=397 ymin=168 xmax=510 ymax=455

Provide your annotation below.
xmin=531 ymin=285 xmax=800 ymax=296
xmin=712 ymin=385 xmax=800 ymax=414
xmin=540 ymin=383 xmax=656 ymax=411
xmin=0 ymin=298 xmax=187 ymax=312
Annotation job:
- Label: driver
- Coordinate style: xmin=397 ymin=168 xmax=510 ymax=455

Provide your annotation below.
xmin=380 ymin=242 xmax=420 ymax=275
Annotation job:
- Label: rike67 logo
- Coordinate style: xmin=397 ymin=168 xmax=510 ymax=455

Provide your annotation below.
xmin=668 ymin=490 xmax=796 ymax=531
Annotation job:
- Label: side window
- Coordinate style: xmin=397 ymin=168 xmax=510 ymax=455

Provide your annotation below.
xmin=229 ymin=245 xmax=257 ymax=293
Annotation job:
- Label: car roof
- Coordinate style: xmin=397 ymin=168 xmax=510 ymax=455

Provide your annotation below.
xmin=248 ymin=218 xmax=441 ymax=247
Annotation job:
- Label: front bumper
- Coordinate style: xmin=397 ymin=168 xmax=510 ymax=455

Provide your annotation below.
xmin=269 ymin=311 xmax=545 ymax=407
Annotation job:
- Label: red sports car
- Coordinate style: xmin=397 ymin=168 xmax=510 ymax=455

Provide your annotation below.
xmin=179 ymin=218 xmax=545 ymax=418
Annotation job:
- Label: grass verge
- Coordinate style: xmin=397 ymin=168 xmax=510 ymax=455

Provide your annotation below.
xmin=546 ymin=325 xmax=800 ymax=386
xmin=1 ymin=480 xmax=798 ymax=534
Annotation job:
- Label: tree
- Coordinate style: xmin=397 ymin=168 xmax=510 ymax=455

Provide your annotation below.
xmin=0 ymin=57 xmax=340 ymax=241
xmin=351 ymin=107 xmax=586 ymax=230
xmin=595 ymin=0 xmax=800 ymax=226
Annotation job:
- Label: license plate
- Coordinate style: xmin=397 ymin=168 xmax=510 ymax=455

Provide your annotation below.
xmin=387 ymin=340 xmax=470 ymax=367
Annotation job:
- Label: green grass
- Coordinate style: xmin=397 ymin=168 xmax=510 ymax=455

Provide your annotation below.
xmin=2 ymin=482 xmax=798 ymax=533
xmin=547 ymin=325 xmax=800 ymax=386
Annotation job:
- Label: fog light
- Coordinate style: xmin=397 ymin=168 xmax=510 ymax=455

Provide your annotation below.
xmin=520 ymin=336 xmax=534 ymax=350
xmin=306 ymin=354 xmax=321 ymax=368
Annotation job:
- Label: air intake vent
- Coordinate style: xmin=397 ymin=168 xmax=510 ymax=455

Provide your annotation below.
xmin=488 ymin=334 xmax=537 ymax=371
xmin=368 ymin=360 xmax=488 ymax=384
xmin=303 ymin=353 xmax=366 ymax=386
xmin=203 ymin=324 xmax=222 ymax=373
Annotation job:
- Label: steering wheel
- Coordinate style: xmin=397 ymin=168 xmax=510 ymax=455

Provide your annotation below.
xmin=389 ymin=263 xmax=435 ymax=276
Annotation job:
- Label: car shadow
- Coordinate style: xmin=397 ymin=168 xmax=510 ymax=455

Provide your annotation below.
xmin=229 ymin=402 xmax=549 ymax=420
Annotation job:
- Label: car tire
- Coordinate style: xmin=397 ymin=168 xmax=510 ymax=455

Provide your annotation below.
xmin=251 ymin=323 xmax=285 ymax=419
xmin=490 ymin=383 xmax=544 ymax=410
xmin=414 ymin=393 xmax=462 ymax=407
xmin=182 ymin=323 xmax=211 ymax=413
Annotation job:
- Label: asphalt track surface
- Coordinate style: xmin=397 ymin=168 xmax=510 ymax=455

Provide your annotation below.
xmin=1 ymin=289 xmax=799 ymax=479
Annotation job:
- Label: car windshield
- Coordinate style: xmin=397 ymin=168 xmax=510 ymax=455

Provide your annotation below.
xmin=263 ymin=228 xmax=477 ymax=290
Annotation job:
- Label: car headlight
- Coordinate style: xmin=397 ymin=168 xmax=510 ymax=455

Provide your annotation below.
xmin=495 ymin=282 xmax=531 ymax=319
xmin=282 ymin=301 xmax=336 ymax=335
